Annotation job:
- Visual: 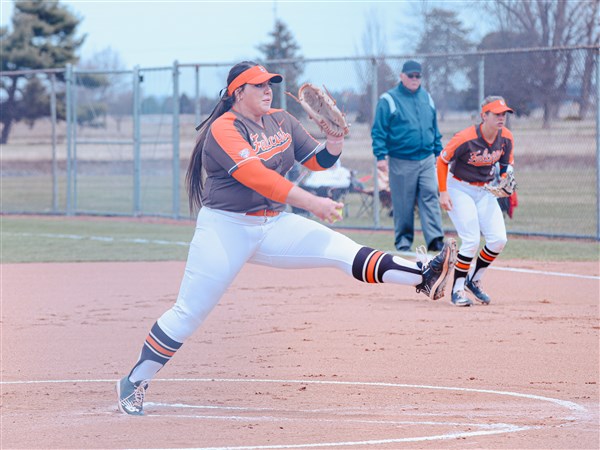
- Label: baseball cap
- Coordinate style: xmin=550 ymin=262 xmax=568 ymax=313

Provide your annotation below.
xmin=227 ymin=65 xmax=283 ymax=96
xmin=481 ymin=99 xmax=514 ymax=114
xmin=401 ymin=60 xmax=422 ymax=74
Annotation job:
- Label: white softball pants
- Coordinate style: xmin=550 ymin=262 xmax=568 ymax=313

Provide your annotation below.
xmin=446 ymin=176 xmax=507 ymax=257
xmin=158 ymin=207 xmax=421 ymax=343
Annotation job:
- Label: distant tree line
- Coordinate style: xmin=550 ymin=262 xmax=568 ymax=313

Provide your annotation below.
xmin=359 ymin=1 xmax=598 ymax=128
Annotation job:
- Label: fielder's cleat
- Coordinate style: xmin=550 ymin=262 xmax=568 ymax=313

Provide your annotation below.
xmin=415 ymin=238 xmax=457 ymax=300
xmin=451 ymin=290 xmax=473 ymax=307
xmin=116 ymin=376 xmax=148 ymax=416
xmin=465 ymin=277 xmax=491 ymax=304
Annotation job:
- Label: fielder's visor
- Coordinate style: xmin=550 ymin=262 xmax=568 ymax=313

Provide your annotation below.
xmin=227 ymin=65 xmax=283 ymax=96
xmin=482 ymin=99 xmax=514 ymax=114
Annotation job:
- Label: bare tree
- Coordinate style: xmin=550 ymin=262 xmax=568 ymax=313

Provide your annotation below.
xmin=577 ymin=0 xmax=599 ymax=119
xmin=79 ymin=47 xmax=128 ymax=130
xmin=484 ymin=0 xmax=599 ymax=126
xmin=354 ymin=9 xmax=397 ymax=124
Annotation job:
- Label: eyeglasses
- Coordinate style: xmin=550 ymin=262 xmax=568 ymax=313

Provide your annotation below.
xmin=406 ymin=73 xmax=421 ymax=79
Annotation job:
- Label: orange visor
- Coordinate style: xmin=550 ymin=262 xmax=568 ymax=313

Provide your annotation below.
xmin=227 ymin=65 xmax=283 ymax=96
xmin=482 ymin=99 xmax=514 ymax=114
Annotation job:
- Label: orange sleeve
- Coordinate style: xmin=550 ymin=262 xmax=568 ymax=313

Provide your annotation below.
xmin=437 ymin=126 xmax=477 ymax=192
xmin=502 ymin=127 xmax=515 ymax=166
xmin=231 ymin=159 xmax=294 ymax=203
xmin=303 ymin=154 xmax=322 ymax=171
xmin=436 ymin=156 xmax=449 ymax=192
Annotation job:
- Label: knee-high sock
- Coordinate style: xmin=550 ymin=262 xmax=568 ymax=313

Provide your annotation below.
xmin=452 ymin=253 xmax=473 ymax=292
xmin=128 ymin=321 xmax=183 ymax=383
xmin=351 ymin=246 xmax=421 ymax=285
xmin=471 ymin=245 xmax=500 ymax=282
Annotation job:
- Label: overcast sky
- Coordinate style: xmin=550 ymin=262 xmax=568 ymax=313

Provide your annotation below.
xmin=0 ymin=1 xmax=488 ymax=67
xmin=1 ymin=0 xmax=487 ymax=95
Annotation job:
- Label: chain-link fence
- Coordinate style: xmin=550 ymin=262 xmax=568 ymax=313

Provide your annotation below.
xmin=2 ymin=46 xmax=598 ymax=239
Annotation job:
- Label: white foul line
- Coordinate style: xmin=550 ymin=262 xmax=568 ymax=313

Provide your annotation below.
xmin=7 ymin=231 xmax=599 ymax=280
xmin=490 ymin=265 xmax=599 ymax=280
xmin=5 ymin=231 xmax=189 ymax=247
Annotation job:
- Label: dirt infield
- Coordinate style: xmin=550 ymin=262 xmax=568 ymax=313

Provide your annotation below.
xmin=2 ymin=260 xmax=599 ymax=449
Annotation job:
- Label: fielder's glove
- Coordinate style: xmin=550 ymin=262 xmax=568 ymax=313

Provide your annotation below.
xmin=287 ymin=83 xmax=350 ymax=138
xmin=484 ymin=172 xmax=517 ymax=198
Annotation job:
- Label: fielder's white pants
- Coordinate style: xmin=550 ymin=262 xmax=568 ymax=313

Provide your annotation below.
xmin=446 ymin=176 xmax=507 ymax=258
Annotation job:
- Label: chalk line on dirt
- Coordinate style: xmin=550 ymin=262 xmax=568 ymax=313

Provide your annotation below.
xmin=6 ymin=231 xmax=599 ymax=280
xmin=2 ymin=377 xmax=588 ymax=449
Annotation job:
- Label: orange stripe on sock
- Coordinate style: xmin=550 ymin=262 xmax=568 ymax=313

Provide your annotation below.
xmin=479 ymin=251 xmax=495 ymax=262
xmin=365 ymin=251 xmax=384 ymax=283
xmin=146 ymin=335 xmax=176 ymax=357
xmin=456 ymin=261 xmax=471 ymax=271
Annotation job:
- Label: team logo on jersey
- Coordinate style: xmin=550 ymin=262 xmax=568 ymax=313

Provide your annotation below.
xmin=468 ymin=149 xmax=503 ymax=166
xmin=238 ymin=148 xmax=251 ymax=159
xmin=250 ymin=128 xmax=291 ymax=157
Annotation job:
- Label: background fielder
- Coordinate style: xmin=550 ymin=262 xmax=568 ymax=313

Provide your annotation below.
xmin=437 ymin=96 xmax=515 ymax=307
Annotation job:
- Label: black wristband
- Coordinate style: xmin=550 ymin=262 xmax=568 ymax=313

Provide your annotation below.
xmin=316 ymin=148 xmax=340 ymax=169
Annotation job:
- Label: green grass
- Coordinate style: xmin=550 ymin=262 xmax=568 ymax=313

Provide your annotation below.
xmin=2 ymin=174 xmax=192 ymax=217
xmin=3 ymin=165 xmax=597 ymax=237
xmin=1 ymin=215 xmax=598 ymax=263
xmin=1 ymin=216 xmax=193 ymax=263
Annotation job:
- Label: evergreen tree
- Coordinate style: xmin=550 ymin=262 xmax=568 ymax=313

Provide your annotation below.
xmin=415 ymin=8 xmax=473 ymax=120
xmin=257 ymin=19 xmax=304 ymax=116
xmin=0 ymin=0 xmax=85 ymax=143
xmin=466 ymin=30 xmax=539 ymax=116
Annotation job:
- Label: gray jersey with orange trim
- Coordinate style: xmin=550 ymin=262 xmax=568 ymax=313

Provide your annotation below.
xmin=440 ymin=125 xmax=514 ymax=184
xmin=201 ymin=109 xmax=322 ymax=212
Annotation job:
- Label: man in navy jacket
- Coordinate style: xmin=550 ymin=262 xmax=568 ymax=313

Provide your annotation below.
xmin=371 ymin=60 xmax=445 ymax=253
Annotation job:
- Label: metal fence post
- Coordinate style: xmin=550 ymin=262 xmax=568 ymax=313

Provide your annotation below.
xmin=194 ymin=65 xmax=201 ymax=127
xmin=72 ymin=71 xmax=78 ymax=212
xmin=478 ymin=55 xmax=485 ymax=106
xmin=65 ymin=63 xmax=73 ymax=215
xmin=280 ymin=70 xmax=287 ymax=111
xmin=172 ymin=60 xmax=181 ymax=219
xmin=371 ymin=57 xmax=380 ymax=228
xmin=133 ymin=66 xmax=141 ymax=215
xmin=49 ymin=73 xmax=58 ymax=212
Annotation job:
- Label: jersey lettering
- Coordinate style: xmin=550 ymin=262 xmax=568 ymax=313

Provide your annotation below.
xmin=201 ymin=110 xmax=319 ymax=212
xmin=441 ymin=125 xmax=514 ymax=184
xmin=467 ymin=149 xmax=503 ymax=167
xmin=250 ymin=128 xmax=291 ymax=158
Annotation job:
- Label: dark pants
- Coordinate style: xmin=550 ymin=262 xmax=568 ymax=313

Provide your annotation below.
xmin=389 ymin=154 xmax=444 ymax=251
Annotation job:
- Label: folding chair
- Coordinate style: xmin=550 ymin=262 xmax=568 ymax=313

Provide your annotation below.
xmin=350 ymin=168 xmax=393 ymax=218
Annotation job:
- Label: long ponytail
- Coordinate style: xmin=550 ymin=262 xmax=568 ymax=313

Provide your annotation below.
xmin=186 ymin=60 xmax=259 ymax=213
xmin=186 ymin=95 xmax=234 ymax=213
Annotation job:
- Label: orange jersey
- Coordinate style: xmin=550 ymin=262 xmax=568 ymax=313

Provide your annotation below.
xmin=200 ymin=109 xmax=324 ymax=212
xmin=438 ymin=124 xmax=514 ymax=187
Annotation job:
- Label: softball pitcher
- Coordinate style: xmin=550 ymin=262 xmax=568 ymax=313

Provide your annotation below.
xmin=437 ymin=96 xmax=515 ymax=307
xmin=116 ymin=61 xmax=457 ymax=415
